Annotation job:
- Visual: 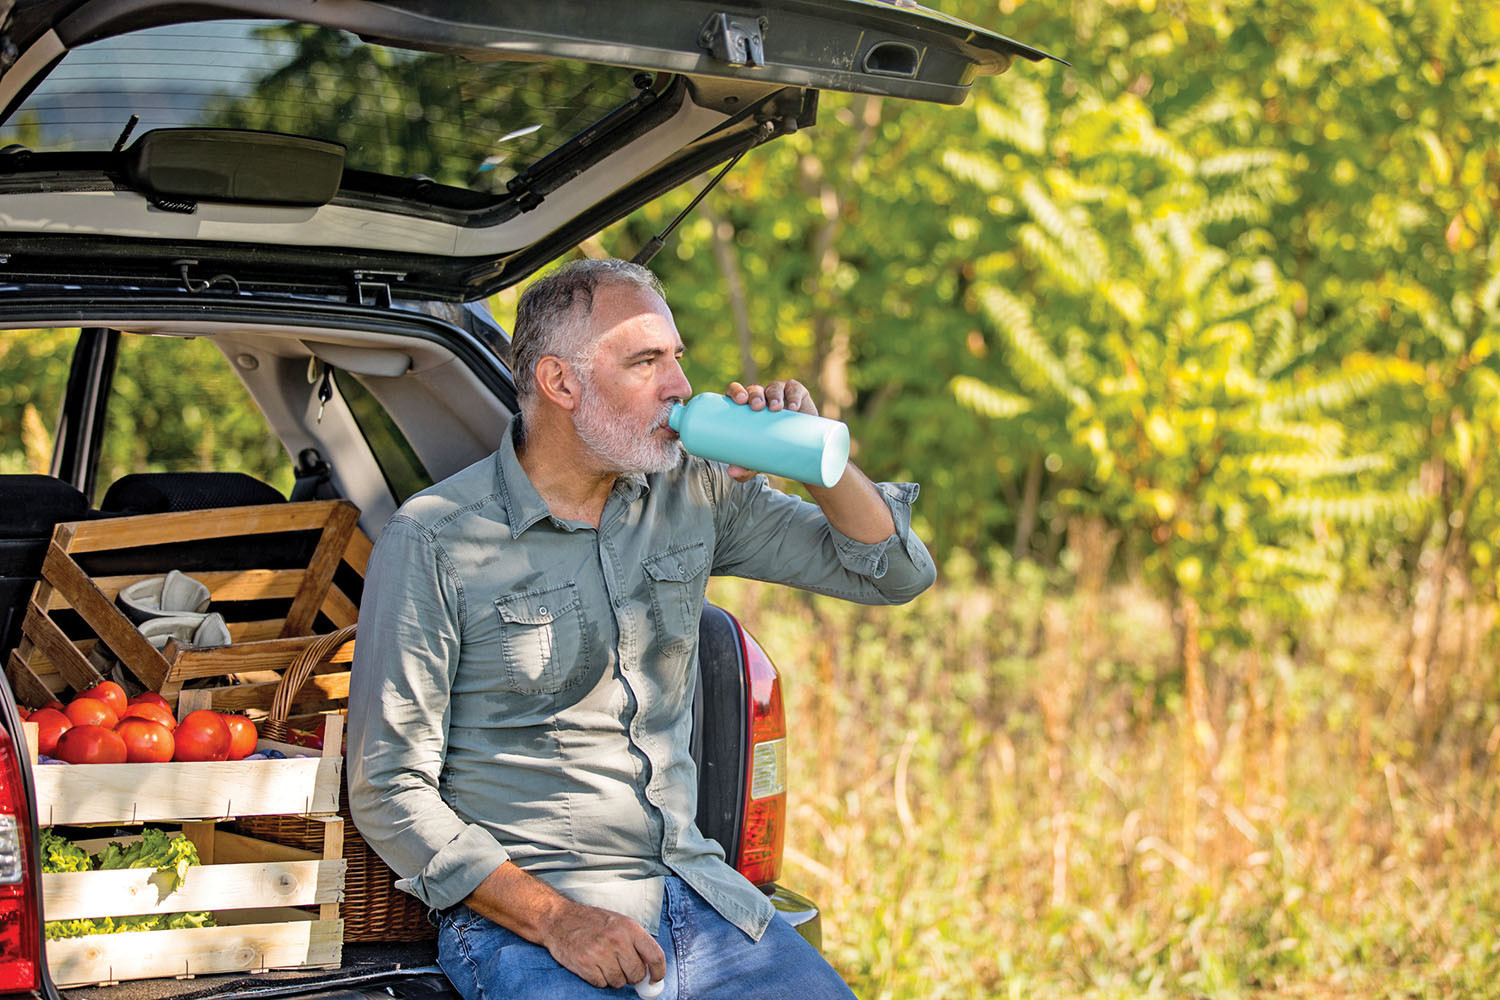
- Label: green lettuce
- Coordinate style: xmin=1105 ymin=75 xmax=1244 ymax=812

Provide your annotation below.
xmin=41 ymin=828 xmax=215 ymax=938
xmin=39 ymin=829 xmax=91 ymax=874
xmin=95 ymin=827 xmax=199 ymax=892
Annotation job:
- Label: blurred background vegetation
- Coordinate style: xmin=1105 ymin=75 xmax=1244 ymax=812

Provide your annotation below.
xmin=3 ymin=0 xmax=1499 ymax=995
xmin=656 ymin=0 xmax=1500 ymax=994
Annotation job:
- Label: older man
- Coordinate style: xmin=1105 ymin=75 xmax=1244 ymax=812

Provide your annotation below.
xmin=347 ymin=258 xmax=935 ymax=998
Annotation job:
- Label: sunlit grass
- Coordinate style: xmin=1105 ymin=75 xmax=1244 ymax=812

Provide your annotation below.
xmin=708 ymin=557 xmax=1500 ymax=999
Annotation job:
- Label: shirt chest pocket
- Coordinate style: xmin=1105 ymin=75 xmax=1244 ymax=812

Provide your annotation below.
xmin=494 ymin=582 xmax=589 ymax=694
xmin=643 ymin=542 xmax=708 ymax=656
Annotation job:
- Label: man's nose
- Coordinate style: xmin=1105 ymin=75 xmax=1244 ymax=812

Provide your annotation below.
xmin=663 ymin=356 xmax=692 ymax=400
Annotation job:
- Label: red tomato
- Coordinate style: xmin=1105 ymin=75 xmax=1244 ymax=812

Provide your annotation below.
xmin=79 ymin=680 xmax=127 ymax=717
xmin=64 ymin=697 xmax=119 ymax=730
xmin=54 ymin=724 xmax=128 ymax=764
xmin=114 ymin=718 xmax=175 ymax=763
xmin=219 ymin=714 xmax=259 ymax=761
xmin=16 ymin=706 xmax=29 ymax=721
xmin=29 ymin=708 xmax=72 ymax=755
xmin=120 ymin=702 xmax=177 ymax=731
xmin=287 ymin=729 xmax=323 ymax=750
xmin=128 ymin=692 xmax=172 ymax=712
xmin=41 ymin=700 xmax=65 ymax=713
xmin=173 ymin=710 xmax=231 ymax=762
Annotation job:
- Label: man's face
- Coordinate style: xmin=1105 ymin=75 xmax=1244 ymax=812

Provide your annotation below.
xmin=571 ymin=284 xmax=692 ymax=475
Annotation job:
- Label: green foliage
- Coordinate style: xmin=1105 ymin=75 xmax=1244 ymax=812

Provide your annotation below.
xmin=618 ymin=0 xmax=1497 ymax=670
xmin=0 ymin=329 xmax=75 ymax=474
xmin=0 ymin=329 xmax=294 ymax=498
xmin=99 ymin=334 xmax=295 ymax=500
xmin=710 ymin=572 xmax=1500 ymax=1000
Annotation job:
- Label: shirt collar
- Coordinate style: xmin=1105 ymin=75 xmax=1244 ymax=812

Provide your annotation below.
xmin=494 ymin=419 xmax=554 ymax=539
xmin=494 ymin=419 xmax=653 ymax=537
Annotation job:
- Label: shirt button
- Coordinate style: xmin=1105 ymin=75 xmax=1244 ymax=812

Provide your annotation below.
xmin=538 ymin=606 xmax=547 ymax=614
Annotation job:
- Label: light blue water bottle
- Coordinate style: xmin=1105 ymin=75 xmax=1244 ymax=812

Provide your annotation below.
xmin=668 ymin=392 xmax=850 ymax=487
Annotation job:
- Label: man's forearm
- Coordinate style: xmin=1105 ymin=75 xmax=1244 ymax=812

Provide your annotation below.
xmin=807 ymin=461 xmax=897 ymax=543
xmin=462 ymin=860 xmax=570 ymax=940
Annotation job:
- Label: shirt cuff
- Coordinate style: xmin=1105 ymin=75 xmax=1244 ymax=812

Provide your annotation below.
xmin=394 ymin=823 xmax=512 ymax=911
xmin=831 ymin=481 xmax=920 ymax=578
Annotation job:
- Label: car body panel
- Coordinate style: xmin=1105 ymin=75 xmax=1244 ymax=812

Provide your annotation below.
xmin=0 ymin=0 xmax=1056 ymax=300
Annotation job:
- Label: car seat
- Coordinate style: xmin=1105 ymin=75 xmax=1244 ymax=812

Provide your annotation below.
xmin=0 ymin=475 xmax=92 ymax=660
xmin=99 ymin=471 xmax=286 ymax=515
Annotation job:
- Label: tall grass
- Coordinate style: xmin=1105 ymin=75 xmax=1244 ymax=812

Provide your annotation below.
xmin=708 ymin=553 xmax=1500 ymax=999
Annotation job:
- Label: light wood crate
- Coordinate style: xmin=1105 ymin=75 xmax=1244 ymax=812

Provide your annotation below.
xmin=4 ymin=500 xmax=368 ymax=715
xmin=26 ymin=716 xmax=343 ymax=826
xmin=42 ymin=823 xmax=345 ymax=987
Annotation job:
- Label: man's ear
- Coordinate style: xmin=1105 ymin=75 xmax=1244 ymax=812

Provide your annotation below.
xmin=535 ymin=355 xmax=582 ymax=412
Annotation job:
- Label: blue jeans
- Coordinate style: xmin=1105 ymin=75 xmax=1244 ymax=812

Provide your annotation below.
xmin=437 ymin=877 xmax=856 ymax=1000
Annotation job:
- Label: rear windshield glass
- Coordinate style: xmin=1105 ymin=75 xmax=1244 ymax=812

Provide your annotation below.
xmin=0 ymin=19 xmax=645 ymax=191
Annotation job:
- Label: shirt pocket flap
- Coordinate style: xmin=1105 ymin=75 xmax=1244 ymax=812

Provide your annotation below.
xmin=495 ymin=582 xmax=580 ymax=626
xmin=643 ymin=542 xmax=708 ymax=583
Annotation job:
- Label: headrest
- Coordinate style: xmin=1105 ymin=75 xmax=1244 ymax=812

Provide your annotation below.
xmin=99 ymin=472 xmax=285 ymax=515
xmin=0 ymin=475 xmax=90 ymax=537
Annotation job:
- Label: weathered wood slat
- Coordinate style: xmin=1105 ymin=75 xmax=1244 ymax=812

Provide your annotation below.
xmin=62 ymin=501 xmax=352 ymax=552
xmin=281 ymin=503 xmax=359 ymax=637
xmin=227 ymin=619 xmax=285 ymax=643
xmin=45 ymin=569 xmax=306 ymax=610
xmin=342 ymin=529 xmax=372 ymax=575
xmin=164 ymin=635 xmax=355 ymax=681
xmin=213 ymin=829 xmax=328 ymax=866
xmin=321 ymin=586 xmax=360 ymax=628
xmin=45 ymin=916 xmax=342 ymax=986
xmin=42 ymin=857 xmax=344 ymax=919
xmin=6 ymin=648 xmax=58 ymax=708
xmin=42 ymin=541 xmax=170 ymax=690
xmin=19 ymin=601 xmax=103 ymax=692
xmin=181 ymin=672 xmax=351 ymax=713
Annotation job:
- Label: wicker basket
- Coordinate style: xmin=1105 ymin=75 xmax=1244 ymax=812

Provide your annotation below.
xmin=239 ymin=624 xmax=436 ymax=942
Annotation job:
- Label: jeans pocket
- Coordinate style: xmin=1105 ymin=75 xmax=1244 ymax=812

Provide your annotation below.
xmin=494 ymin=581 xmax=589 ymax=693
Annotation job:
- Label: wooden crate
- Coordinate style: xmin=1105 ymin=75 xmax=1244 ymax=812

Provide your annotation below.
xmin=3 ymin=500 xmax=368 ymax=715
xmin=27 ymin=716 xmax=343 ymax=826
xmin=42 ymin=822 xmax=345 ymax=986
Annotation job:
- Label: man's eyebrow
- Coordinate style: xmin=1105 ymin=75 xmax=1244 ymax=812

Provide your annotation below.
xmin=624 ymin=344 xmax=686 ymax=362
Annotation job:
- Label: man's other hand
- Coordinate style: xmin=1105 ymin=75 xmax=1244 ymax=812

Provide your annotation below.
xmin=541 ymin=899 xmax=667 ymax=990
xmin=462 ymin=861 xmax=667 ymax=990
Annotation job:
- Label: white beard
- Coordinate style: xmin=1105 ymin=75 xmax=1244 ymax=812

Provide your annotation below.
xmin=573 ymin=377 xmax=682 ymax=476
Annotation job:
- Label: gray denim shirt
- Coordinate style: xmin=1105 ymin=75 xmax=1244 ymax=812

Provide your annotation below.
xmin=346 ymin=421 xmax=935 ymax=940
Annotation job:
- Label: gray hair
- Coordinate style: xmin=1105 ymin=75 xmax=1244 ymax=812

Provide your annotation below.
xmin=511 ymin=258 xmax=665 ymax=412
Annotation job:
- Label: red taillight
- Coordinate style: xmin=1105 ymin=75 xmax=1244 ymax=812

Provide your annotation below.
xmin=734 ymin=624 xmax=786 ymax=886
xmin=0 ymin=724 xmax=40 ymax=993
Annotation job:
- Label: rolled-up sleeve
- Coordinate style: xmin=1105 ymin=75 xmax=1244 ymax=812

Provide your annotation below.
xmin=706 ymin=464 xmax=936 ymax=604
xmin=346 ymin=516 xmax=511 ymax=910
